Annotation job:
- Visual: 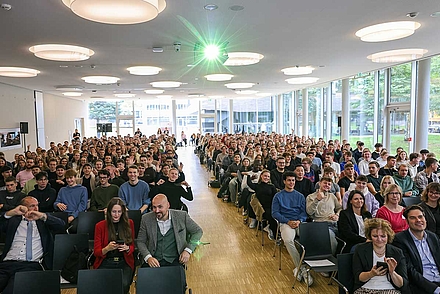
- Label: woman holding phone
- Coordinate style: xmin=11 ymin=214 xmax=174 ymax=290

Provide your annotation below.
xmin=94 ymin=197 xmax=135 ymax=294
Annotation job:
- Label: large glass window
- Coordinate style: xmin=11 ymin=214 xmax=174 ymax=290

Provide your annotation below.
xmin=377 ymin=70 xmax=386 ymax=144
xmin=283 ymin=93 xmax=292 ymax=134
xmin=390 ymin=62 xmax=412 ymax=103
xmin=257 ymin=96 xmax=274 ymax=133
xmin=297 ymin=91 xmax=303 ymax=136
xmin=308 ymin=88 xmax=322 ymax=138
xmin=134 ymin=100 xmax=172 ymax=135
xmin=429 ymin=55 xmax=440 ymax=151
xmin=88 ymin=101 xmax=116 ymax=136
xmin=331 ymin=80 xmax=342 ymax=141
xmin=217 ymin=98 xmax=230 ymax=133
xmin=175 ymin=99 xmax=199 ymax=137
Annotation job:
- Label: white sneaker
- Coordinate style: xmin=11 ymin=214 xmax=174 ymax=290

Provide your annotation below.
xmin=268 ymin=229 xmax=274 ymax=240
xmin=263 ymin=224 xmax=270 ymax=233
xmin=320 ymin=272 xmax=330 ymax=277
xmin=249 ymin=219 xmax=257 ymax=229
xmin=301 ymin=267 xmax=314 ymax=286
xmin=293 ymin=268 xmax=303 ymax=282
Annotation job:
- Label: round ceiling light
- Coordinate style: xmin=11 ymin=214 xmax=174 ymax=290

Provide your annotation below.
xmin=285 ymin=77 xmax=319 ymax=84
xmin=63 ymin=92 xmax=83 ymax=97
xmin=204 ymin=4 xmax=218 ymax=11
xmin=127 ymin=66 xmax=162 ymax=76
xmin=236 ymin=90 xmax=259 ymax=95
xmin=29 ymin=44 xmax=94 ymax=61
xmin=81 ymin=76 xmax=120 ymax=84
xmin=367 ymin=48 xmax=428 ymax=63
xmin=61 ymin=0 xmax=166 ymax=25
xmin=56 ymin=85 xmax=84 ymax=91
xmin=144 ymin=89 xmax=164 ymax=94
xmin=150 ymin=81 xmax=182 ymax=88
xmin=355 ymin=21 xmax=421 ymax=42
xmin=0 ymin=67 xmax=40 ymax=77
xmin=205 ymin=74 xmax=234 ymax=81
xmin=281 ymin=66 xmax=315 ymax=75
xmin=224 ymin=52 xmax=264 ymax=66
xmin=225 ymin=82 xmax=255 ymax=89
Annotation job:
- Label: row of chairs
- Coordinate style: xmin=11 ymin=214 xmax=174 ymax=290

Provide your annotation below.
xmin=13 ymin=266 xmax=188 ymax=294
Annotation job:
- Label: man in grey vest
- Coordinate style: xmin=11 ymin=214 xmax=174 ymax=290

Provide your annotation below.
xmin=137 ymin=193 xmax=203 ymax=269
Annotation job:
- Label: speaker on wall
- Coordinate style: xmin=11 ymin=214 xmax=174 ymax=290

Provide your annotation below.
xmin=20 ymin=122 xmax=29 ymax=134
xmin=337 ymin=117 xmax=342 ymax=128
xmin=105 ymin=123 xmax=112 ymax=132
xmin=97 ymin=123 xmax=104 ymax=132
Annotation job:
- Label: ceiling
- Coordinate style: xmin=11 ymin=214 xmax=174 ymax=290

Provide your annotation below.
xmin=1 ymin=0 xmax=440 ymax=101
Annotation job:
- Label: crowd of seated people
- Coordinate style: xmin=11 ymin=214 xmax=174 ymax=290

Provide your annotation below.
xmin=196 ymin=132 xmax=440 ymax=291
xmin=0 ymin=133 xmax=201 ymax=294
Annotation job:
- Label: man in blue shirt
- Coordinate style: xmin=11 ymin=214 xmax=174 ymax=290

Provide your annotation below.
xmin=393 ymin=205 xmax=440 ymax=294
xmin=272 ymin=171 xmax=310 ymax=285
xmin=118 ymin=165 xmax=150 ymax=214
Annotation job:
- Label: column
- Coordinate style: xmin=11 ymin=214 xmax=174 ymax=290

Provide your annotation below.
xmin=341 ymin=79 xmax=350 ymax=141
xmin=277 ymin=94 xmax=283 ymax=133
xmin=302 ymin=88 xmax=308 ymax=136
xmin=171 ymin=99 xmax=176 ymax=136
xmin=414 ymin=58 xmax=431 ymax=151
xmin=326 ymin=84 xmax=332 ymax=141
xmin=229 ymin=99 xmax=233 ymax=134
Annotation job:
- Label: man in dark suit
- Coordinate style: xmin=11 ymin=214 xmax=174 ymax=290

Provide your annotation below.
xmin=0 ymin=196 xmax=65 ymax=294
xmin=393 ymin=205 xmax=440 ymax=294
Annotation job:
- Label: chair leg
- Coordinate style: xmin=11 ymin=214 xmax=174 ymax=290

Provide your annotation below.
xmin=261 ymin=223 xmax=264 ymax=246
xmin=255 ymin=221 xmax=260 ymax=237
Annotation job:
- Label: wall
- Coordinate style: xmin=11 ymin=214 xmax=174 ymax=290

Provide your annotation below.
xmin=0 ymin=82 xmax=37 ymax=160
xmin=43 ymin=93 xmax=87 ymax=147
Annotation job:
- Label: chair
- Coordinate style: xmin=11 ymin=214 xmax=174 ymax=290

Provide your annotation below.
xmin=250 ymin=195 xmax=266 ymax=246
xmin=127 ymin=209 xmax=141 ymax=239
xmin=272 ymin=220 xmax=283 ymax=270
xmin=76 ymin=211 xmax=105 ymax=240
xmin=293 ymin=222 xmax=345 ymax=293
xmin=331 ymin=253 xmax=354 ymax=294
xmin=13 ymin=270 xmax=61 ymax=294
xmin=48 ymin=211 xmax=69 ymax=233
xmin=402 ymin=196 xmax=421 ymax=207
xmin=53 ymin=233 xmax=89 ymax=289
xmin=136 ymin=266 xmax=190 ymax=294
xmin=77 ymin=269 xmax=124 ymax=294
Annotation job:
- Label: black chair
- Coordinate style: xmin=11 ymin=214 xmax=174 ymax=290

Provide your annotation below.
xmin=272 ymin=220 xmax=283 ymax=270
xmin=48 ymin=211 xmax=69 ymax=233
xmin=13 ymin=270 xmax=60 ymax=294
xmin=136 ymin=266 xmax=191 ymax=294
xmin=53 ymin=233 xmax=89 ymax=289
xmin=77 ymin=269 xmax=124 ymax=294
xmin=402 ymin=196 xmax=421 ymax=207
xmin=76 ymin=211 xmax=105 ymax=240
xmin=293 ymin=222 xmax=345 ymax=293
xmin=127 ymin=209 xmax=141 ymax=239
xmin=332 ymin=253 xmax=354 ymax=294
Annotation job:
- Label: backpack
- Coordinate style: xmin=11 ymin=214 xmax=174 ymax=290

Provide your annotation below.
xmin=61 ymin=245 xmax=89 ymax=283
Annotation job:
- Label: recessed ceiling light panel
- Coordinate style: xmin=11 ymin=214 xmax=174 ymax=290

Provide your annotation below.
xmin=61 ymin=0 xmax=166 ymax=25
xmin=0 ymin=67 xmax=40 ymax=77
xmin=224 ymin=52 xmax=264 ymax=66
xmin=81 ymin=76 xmax=120 ymax=84
xmin=367 ymin=48 xmax=428 ymax=63
xmin=150 ymin=81 xmax=181 ymax=88
xmin=205 ymin=74 xmax=234 ymax=81
xmin=56 ymin=85 xmax=84 ymax=91
xmin=63 ymin=92 xmax=83 ymax=97
xmin=285 ymin=77 xmax=319 ymax=84
xmin=144 ymin=89 xmax=164 ymax=94
xmin=29 ymin=44 xmax=94 ymax=61
xmin=281 ymin=66 xmax=315 ymax=75
xmin=204 ymin=4 xmax=218 ymax=10
xmin=225 ymin=82 xmax=255 ymax=89
xmin=127 ymin=66 xmax=162 ymax=75
xmin=355 ymin=21 xmax=421 ymax=42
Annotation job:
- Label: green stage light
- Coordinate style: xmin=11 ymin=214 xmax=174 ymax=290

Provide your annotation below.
xmin=204 ymin=44 xmax=220 ymax=60
xmin=194 ymin=41 xmax=229 ymax=64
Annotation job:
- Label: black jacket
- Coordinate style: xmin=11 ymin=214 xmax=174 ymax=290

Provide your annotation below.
xmin=28 ymin=184 xmax=57 ymax=213
xmin=337 ymin=209 xmax=372 ymax=252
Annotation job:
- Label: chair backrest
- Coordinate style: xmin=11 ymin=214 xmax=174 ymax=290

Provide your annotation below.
xmin=53 ymin=233 xmax=89 ymax=270
xmin=77 ymin=269 xmax=123 ymax=294
xmin=48 ymin=211 xmax=69 ymax=233
xmin=76 ymin=211 xmax=105 ymax=240
xmin=336 ymin=253 xmax=354 ymax=294
xmin=299 ymin=222 xmax=332 ymax=257
xmin=13 ymin=270 xmax=60 ymax=294
xmin=136 ymin=266 xmax=185 ymax=294
xmin=127 ymin=210 xmax=141 ymax=239
xmin=403 ymin=196 xmax=421 ymax=207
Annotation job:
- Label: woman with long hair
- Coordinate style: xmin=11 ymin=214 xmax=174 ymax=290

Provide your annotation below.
xmin=374 ymin=176 xmax=395 ymax=207
xmin=94 ymin=197 xmax=135 ymax=294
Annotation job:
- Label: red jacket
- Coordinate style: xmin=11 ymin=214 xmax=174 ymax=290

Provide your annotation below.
xmin=93 ymin=219 xmax=135 ymax=270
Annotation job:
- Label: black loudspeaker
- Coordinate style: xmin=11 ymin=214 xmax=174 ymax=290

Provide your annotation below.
xmin=105 ymin=123 xmax=112 ymax=132
xmin=97 ymin=123 xmax=104 ymax=132
xmin=20 ymin=122 xmax=29 ymax=134
xmin=337 ymin=117 xmax=342 ymax=128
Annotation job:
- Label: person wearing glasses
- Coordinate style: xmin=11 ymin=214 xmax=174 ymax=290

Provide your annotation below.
xmin=376 ymin=184 xmax=409 ymax=233
xmin=419 ymin=182 xmax=440 ymax=238
xmin=90 ymin=170 xmax=120 ymax=212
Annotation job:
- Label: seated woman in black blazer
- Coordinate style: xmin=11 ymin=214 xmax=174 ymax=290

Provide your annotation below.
xmin=353 ymin=218 xmax=409 ymax=294
xmin=338 ymin=190 xmax=372 ymax=253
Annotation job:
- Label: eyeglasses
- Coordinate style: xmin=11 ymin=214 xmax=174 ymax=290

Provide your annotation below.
xmin=387 ymin=192 xmax=401 ymax=196
xmin=99 ymin=177 xmax=108 ymax=180
xmin=428 ymin=191 xmax=440 ymax=195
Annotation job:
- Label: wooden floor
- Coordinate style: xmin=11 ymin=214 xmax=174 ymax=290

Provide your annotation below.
xmin=63 ymin=147 xmax=338 ymax=294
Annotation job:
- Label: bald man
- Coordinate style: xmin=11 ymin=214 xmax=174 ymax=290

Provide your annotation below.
xmin=137 ymin=194 xmax=203 ymax=269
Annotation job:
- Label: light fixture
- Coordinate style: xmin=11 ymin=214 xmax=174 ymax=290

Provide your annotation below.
xmin=256 ymin=92 xmax=272 ymax=97
xmin=285 ymin=77 xmax=319 ymax=84
xmin=156 ymin=95 xmax=173 ymax=99
xmin=194 ymin=42 xmax=229 ymax=63
xmin=281 ymin=66 xmax=315 ymax=75
xmin=81 ymin=76 xmax=120 ymax=84
xmin=29 ymin=44 xmax=94 ymax=61
xmin=225 ymin=82 xmax=255 ymax=89
xmin=367 ymin=48 xmax=428 ymax=63
xmin=150 ymin=81 xmax=181 ymax=88
xmin=63 ymin=92 xmax=83 ymax=97
xmin=224 ymin=52 xmax=264 ymax=66
xmin=61 ymin=0 xmax=166 ymax=25
xmin=144 ymin=89 xmax=164 ymax=94
xmin=236 ymin=90 xmax=259 ymax=95
xmin=355 ymin=21 xmax=421 ymax=42
xmin=205 ymin=74 xmax=234 ymax=81
xmin=204 ymin=4 xmax=218 ymax=10
xmin=127 ymin=66 xmax=162 ymax=76
xmin=209 ymin=95 xmax=225 ymax=99
xmin=56 ymin=85 xmax=84 ymax=91
xmin=114 ymin=93 xmax=136 ymax=98
xmin=0 ymin=67 xmax=40 ymax=77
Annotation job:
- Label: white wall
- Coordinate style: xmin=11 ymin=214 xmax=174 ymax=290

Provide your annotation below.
xmin=0 ymin=82 xmax=37 ymax=160
xmin=43 ymin=93 xmax=87 ymax=147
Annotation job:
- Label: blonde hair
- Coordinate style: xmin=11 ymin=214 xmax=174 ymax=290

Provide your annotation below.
xmin=383 ymin=183 xmax=403 ymax=204
xmin=364 ymin=218 xmax=395 ymax=243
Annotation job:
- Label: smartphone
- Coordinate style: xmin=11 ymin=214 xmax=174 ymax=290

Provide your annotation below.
xmin=115 ymin=240 xmax=125 ymax=245
xmin=376 ymin=261 xmax=388 ymax=270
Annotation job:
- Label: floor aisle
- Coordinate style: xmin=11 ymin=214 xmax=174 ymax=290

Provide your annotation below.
xmin=63 ymin=147 xmax=338 ymax=294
